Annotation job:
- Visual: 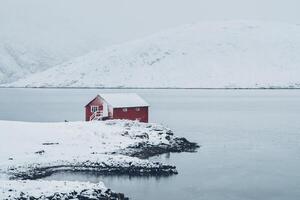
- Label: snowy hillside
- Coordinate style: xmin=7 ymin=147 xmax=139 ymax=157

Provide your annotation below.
xmin=7 ymin=21 xmax=300 ymax=88
xmin=0 ymin=40 xmax=96 ymax=84
xmin=0 ymin=0 xmax=126 ymax=84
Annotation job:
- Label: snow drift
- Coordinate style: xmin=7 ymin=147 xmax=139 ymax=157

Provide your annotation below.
xmin=8 ymin=21 xmax=300 ymax=88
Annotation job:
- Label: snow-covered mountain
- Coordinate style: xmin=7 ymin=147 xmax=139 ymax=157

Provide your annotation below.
xmin=8 ymin=21 xmax=300 ymax=88
xmin=0 ymin=40 xmax=96 ymax=84
xmin=0 ymin=0 xmax=131 ymax=84
xmin=0 ymin=21 xmax=109 ymax=84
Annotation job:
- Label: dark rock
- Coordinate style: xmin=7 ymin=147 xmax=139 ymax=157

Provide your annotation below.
xmin=121 ymin=136 xmax=199 ymax=159
xmin=166 ymin=130 xmax=174 ymax=136
xmin=121 ymin=131 xmax=129 ymax=136
xmin=42 ymin=142 xmax=59 ymax=146
xmin=135 ymin=133 xmax=149 ymax=139
xmin=34 ymin=150 xmax=45 ymax=155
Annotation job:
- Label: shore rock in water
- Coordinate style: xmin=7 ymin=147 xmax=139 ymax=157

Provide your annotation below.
xmin=120 ymin=135 xmax=200 ymax=159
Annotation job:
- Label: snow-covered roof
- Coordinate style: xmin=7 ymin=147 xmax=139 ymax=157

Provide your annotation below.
xmin=99 ymin=93 xmax=149 ymax=108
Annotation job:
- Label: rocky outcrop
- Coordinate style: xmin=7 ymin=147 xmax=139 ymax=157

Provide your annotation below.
xmin=10 ymin=162 xmax=177 ymax=180
xmin=119 ymin=134 xmax=200 ymax=159
xmin=11 ymin=189 xmax=128 ymax=200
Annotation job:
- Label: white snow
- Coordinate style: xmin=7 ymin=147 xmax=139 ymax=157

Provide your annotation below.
xmin=0 ymin=180 xmax=107 ymax=199
xmin=0 ymin=33 xmax=105 ymax=85
xmin=7 ymin=21 xmax=300 ymax=88
xmin=0 ymin=120 xmax=175 ymax=198
xmin=0 ymin=1 xmax=119 ymax=84
xmin=99 ymin=93 xmax=149 ymax=108
xmin=0 ymin=120 xmax=171 ymax=176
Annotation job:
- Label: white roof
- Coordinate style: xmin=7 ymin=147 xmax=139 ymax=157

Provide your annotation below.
xmin=99 ymin=93 xmax=149 ymax=108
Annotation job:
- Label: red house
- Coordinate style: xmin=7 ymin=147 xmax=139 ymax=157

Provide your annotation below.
xmin=85 ymin=93 xmax=149 ymax=123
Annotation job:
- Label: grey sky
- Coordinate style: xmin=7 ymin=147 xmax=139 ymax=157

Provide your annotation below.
xmin=1 ymin=0 xmax=300 ymax=47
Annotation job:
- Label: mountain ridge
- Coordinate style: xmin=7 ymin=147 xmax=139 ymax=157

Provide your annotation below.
xmin=6 ymin=21 xmax=300 ymax=88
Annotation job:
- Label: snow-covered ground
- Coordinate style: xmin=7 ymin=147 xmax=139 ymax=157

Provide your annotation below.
xmin=7 ymin=21 xmax=300 ymax=88
xmin=0 ymin=120 xmax=175 ymax=176
xmin=0 ymin=120 xmax=187 ymax=199
xmin=0 ymin=180 xmax=108 ymax=199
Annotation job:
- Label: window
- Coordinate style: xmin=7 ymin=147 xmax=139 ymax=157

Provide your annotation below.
xmin=122 ymin=108 xmax=128 ymax=112
xmin=135 ymin=107 xmax=140 ymax=111
xmin=91 ymin=105 xmax=99 ymax=113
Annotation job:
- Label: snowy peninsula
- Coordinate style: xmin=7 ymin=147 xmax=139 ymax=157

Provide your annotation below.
xmin=0 ymin=120 xmax=198 ymax=199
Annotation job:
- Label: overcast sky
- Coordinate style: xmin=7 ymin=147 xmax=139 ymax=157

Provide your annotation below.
xmin=1 ymin=0 xmax=300 ymax=48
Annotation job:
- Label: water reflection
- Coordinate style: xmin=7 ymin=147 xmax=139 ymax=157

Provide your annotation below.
xmin=44 ymin=171 xmax=171 ymax=182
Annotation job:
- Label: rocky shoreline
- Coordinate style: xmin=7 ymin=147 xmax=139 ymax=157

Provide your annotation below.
xmin=13 ymin=188 xmax=128 ymax=200
xmin=1 ymin=120 xmax=199 ymax=200
xmin=1 ymin=180 xmax=129 ymax=200
xmin=10 ymin=162 xmax=178 ymax=180
xmin=121 ymin=137 xmax=200 ymax=159
xmin=6 ymin=136 xmax=198 ymax=199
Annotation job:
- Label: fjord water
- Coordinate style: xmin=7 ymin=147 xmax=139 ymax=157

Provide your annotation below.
xmin=1 ymin=88 xmax=300 ymax=200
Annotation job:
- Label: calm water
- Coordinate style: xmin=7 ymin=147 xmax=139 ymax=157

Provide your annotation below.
xmin=1 ymin=88 xmax=300 ymax=200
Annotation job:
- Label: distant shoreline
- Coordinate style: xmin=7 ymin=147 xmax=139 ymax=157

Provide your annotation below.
xmin=1 ymin=86 xmax=300 ymax=90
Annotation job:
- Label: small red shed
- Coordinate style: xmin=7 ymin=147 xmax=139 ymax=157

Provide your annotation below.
xmin=85 ymin=93 xmax=149 ymax=123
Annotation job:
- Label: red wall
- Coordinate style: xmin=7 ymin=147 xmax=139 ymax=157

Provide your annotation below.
xmin=85 ymin=96 xmax=149 ymax=123
xmin=113 ymin=107 xmax=148 ymax=123
xmin=85 ymin=97 xmax=103 ymax=121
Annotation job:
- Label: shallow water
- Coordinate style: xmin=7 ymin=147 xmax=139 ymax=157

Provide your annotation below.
xmin=1 ymin=88 xmax=300 ymax=200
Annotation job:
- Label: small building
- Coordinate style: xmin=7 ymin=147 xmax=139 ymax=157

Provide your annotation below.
xmin=85 ymin=93 xmax=149 ymax=123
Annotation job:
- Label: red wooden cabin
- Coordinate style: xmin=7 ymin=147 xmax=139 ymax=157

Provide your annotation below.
xmin=85 ymin=93 xmax=149 ymax=123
